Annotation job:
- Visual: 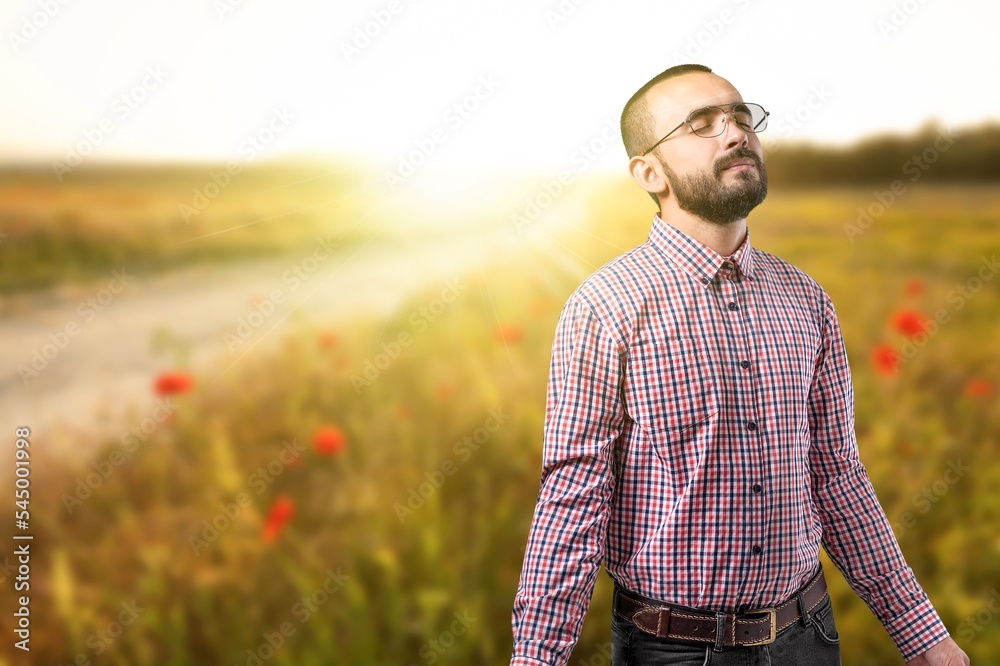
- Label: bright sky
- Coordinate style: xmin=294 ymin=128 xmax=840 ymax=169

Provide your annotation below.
xmin=3 ymin=0 xmax=999 ymax=176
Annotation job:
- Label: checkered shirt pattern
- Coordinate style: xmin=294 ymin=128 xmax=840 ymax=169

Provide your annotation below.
xmin=510 ymin=215 xmax=948 ymax=664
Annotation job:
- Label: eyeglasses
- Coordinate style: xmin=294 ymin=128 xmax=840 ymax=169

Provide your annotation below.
xmin=640 ymin=102 xmax=769 ymax=156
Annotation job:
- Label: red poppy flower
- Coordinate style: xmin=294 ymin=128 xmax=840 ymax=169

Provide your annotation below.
xmin=495 ymin=325 xmax=523 ymax=344
xmin=154 ymin=371 xmax=194 ymax=396
xmin=319 ymin=332 xmax=338 ymax=348
xmin=903 ymin=279 xmax=925 ymax=297
xmin=889 ymin=310 xmax=929 ymax=339
xmin=963 ymin=379 xmax=992 ymax=398
xmin=267 ymin=496 xmax=294 ymax=522
xmin=313 ymin=426 xmax=346 ymax=456
xmin=262 ymin=523 xmax=282 ymax=543
xmin=871 ymin=344 xmax=900 ymax=376
xmin=262 ymin=495 xmax=294 ymax=543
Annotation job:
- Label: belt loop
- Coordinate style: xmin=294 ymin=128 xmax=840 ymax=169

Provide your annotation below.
xmin=797 ymin=591 xmax=811 ymax=627
xmin=713 ymin=612 xmax=725 ymax=652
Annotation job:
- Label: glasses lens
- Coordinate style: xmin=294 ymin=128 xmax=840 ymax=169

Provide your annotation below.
xmin=688 ymin=104 xmax=768 ymax=137
xmin=689 ymin=107 xmax=727 ymax=137
xmin=733 ymin=103 xmax=768 ymax=133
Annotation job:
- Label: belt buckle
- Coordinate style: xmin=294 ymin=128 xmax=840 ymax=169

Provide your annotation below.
xmin=743 ymin=607 xmax=776 ymax=646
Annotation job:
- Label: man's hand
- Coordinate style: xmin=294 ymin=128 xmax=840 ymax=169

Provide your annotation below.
xmin=905 ymin=637 xmax=969 ymax=665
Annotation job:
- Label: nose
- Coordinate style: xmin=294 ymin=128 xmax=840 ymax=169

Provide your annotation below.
xmin=721 ymin=112 xmax=750 ymax=149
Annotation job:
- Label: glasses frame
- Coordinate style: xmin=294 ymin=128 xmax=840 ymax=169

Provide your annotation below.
xmin=640 ymin=102 xmax=770 ymax=156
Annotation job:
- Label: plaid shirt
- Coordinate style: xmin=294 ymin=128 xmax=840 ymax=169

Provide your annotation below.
xmin=510 ymin=215 xmax=948 ymax=664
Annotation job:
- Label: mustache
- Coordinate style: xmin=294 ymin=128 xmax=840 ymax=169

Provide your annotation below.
xmin=713 ymin=148 xmax=764 ymax=176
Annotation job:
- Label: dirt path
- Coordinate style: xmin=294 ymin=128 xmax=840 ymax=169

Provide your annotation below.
xmin=0 ymin=228 xmax=515 ymax=457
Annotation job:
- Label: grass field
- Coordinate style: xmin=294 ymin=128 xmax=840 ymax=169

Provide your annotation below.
xmin=2 ymin=172 xmax=999 ymax=665
xmin=0 ymin=160 xmax=378 ymax=294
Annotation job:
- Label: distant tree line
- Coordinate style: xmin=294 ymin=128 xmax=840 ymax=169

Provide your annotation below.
xmin=764 ymin=122 xmax=1000 ymax=187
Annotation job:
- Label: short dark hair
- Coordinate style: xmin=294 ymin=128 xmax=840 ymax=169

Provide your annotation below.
xmin=620 ymin=64 xmax=713 ymax=159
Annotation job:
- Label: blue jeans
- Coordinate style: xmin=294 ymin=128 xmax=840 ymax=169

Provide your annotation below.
xmin=611 ymin=589 xmax=842 ymax=665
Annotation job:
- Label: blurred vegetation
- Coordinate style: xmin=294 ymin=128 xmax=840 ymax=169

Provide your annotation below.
xmin=2 ymin=169 xmax=998 ymax=664
xmin=766 ymin=122 xmax=1000 ymax=187
xmin=0 ymin=159 xmax=376 ymax=294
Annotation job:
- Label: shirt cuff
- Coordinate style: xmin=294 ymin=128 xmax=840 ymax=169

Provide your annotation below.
xmin=882 ymin=596 xmax=951 ymax=660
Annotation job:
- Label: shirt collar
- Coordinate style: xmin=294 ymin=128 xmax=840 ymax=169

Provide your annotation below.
xmin=647 ymin=214 xmax=757 ymax=287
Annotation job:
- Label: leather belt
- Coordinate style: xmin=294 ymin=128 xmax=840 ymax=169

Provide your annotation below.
xmin=613 ymin=567 xmax=828 ymax=647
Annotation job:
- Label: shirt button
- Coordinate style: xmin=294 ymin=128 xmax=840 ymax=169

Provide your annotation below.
xmin=747 ymin=421 xmax=758 ymax=431
xmin=727 ymin=302 xmax=738 ymax=311
xmin=752 ymin=545 xmax=763 ymax=555
xmin=752 ymin=484 xmax=763 ymax=494
xmin=740 ymin=360 xmax=751 ymax=369
xmin=701 ymin=277 xmax=710 ymax=285
xmin=721 ymin=262 xmax=732 ymax=269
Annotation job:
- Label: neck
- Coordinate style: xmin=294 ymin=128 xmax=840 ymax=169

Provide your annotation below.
xmin=658 ymin=204 xmax=747 ymax=256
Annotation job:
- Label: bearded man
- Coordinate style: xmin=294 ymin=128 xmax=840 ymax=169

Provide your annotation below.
xmin=509 ymin=64 xmax=969 ymax=666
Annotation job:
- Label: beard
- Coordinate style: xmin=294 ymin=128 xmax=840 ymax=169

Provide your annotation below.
xmin=659 ymin=147 xmax=768 ymax=225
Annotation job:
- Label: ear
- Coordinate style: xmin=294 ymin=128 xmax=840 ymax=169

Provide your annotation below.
xmin=628 ymin=154 xmax=668 ymax=200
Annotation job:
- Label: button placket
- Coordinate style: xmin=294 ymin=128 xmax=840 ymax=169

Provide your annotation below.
xmin=720 ymin=265 xmax=768 ymax=573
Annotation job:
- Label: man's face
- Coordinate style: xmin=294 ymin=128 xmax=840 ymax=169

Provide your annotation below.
xmin=644 ymin=72 xmax=767 ymax=225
